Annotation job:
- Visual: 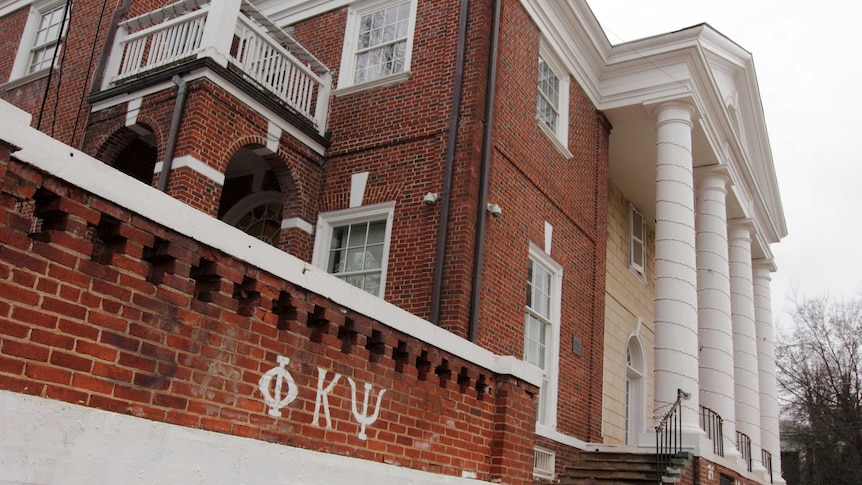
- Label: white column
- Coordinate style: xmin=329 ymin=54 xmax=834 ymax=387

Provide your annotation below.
xmin=728 ymin=220 xmax=764 ymax=473
xmin=695 ymin=167 xmax=740 ymax=459
xmin=754 ymin=262 xmax=785 ymax=483
xmin=653 ymin=101 xmax=700 ymax=437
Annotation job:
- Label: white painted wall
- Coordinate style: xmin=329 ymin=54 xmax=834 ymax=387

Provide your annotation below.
xmin=0 ymin=391 xmax=485 ymax=484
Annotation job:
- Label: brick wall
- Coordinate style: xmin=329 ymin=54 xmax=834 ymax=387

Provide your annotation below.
xmin=0 ymin=138 xmax=539 ymax=483
xmin=694 ymin=457 xmax=766 ymax=485
xmin=0 ymin=6 xmax=27 ymax=82
xmin=3 ymin=0 xmax=610 ymax=469
xmin=475 ymin=0 xmax=609 ymax=445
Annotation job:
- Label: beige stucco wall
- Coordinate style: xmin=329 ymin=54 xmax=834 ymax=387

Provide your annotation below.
xmin=602 ymin=182 xmax=656 ymax=446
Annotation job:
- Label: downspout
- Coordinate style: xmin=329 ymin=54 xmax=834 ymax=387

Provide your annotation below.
xmin=157 ymin=75 xmax=188 ymax=192
xmin=79 ymin=0 xmax=131 ymax=149
xmin=467 ymin=0 xmax=501 ymax=343
xmin=429 ymin=0 xmax=470 ymax=326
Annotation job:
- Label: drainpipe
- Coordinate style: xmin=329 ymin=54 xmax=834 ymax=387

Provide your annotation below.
xmin=157 ymin=75 xmax=188 ymax=192
xmin=429 ymin=0 xmax=469 ymax=326
xmin=467 ymin=0 xmax=501 ymax=343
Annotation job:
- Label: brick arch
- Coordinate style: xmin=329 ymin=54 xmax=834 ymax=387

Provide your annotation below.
xmin=94 ymin=122 xmax=160 ymax=186
xmin=218 ymin=141 xmax=310 ymax=253
xmin=222 ymin=136 xmax=319 ymax=217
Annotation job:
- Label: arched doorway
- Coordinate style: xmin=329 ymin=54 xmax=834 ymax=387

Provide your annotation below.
xmin=96 ymin=124 xmax=158 ymax=185
xmin=217 ymin=146 xmax=293 ymax=247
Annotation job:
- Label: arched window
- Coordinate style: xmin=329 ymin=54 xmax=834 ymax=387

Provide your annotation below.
xmin=625 ymin=335 xmax=645 ymax=445
xmin=221 ymin=192 xmax=282 ymax=245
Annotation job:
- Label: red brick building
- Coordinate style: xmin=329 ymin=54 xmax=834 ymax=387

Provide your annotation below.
xmin=0 ymin=0 xmax=785 ymax=483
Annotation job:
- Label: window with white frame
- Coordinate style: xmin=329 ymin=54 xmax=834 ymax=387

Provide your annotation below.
xmin=337 ymin=0 xmax=417 ymax=92
xmin=523 ymin=244 xmax=562 ymax=427
xmin=536 ymin=43 xmax=570 ymax=153
xmin=312 ymin=202 xmax=395 ymax=298
xmin=9 ymin=0 xmax=70 ymax=81
xmin=629 ymin=204 xmax=645 ymax=278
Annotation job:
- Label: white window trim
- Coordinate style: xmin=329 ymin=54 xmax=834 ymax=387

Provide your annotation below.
xmin=628 ymin=203 xmax=646 ymax=280
xmin=8 ymin=0 xmax=67 ymax=82
xmin=311 ymin=201 xmax=395 ymax=298
xmin=536 ymin=41 xmax=571 ymax=158
xmin=526 ymin=242 xmax=562 ymax=430
xmin=334 ymin=0 xmax=418 ymax=95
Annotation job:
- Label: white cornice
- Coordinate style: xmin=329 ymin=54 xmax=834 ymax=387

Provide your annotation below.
xmin=522 ymin=0 xmax=785 ymax=247
xmin=519 ymin=0 xmax=607 ymax=106
xmin=254 ymin=0 xmax=349 ymax=27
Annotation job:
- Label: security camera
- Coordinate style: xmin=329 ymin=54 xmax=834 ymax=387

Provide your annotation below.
xmin=487 ymin=203 xmax=502 ymax=218
xmin=423 ymin=192 xmax=440 ymax=205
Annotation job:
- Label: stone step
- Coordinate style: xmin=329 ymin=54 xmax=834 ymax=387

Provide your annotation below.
xmin=566 ymin=461 xmax=657 ymax=472
xmin=559 ymin=451 xmax=691 ymax=485
xmin=561 ymin=474 xmax=680 ymax=485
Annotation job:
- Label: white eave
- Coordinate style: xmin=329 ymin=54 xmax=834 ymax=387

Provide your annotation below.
xmin=522 ymin=0 xmax=787 ymax=256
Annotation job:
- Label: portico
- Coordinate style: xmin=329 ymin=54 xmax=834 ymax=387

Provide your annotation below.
xmin=597 ymin=23 xmax=787 ymax=484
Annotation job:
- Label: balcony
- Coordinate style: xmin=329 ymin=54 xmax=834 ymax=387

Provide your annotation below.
xmin=102 ymin=0 xmax=331 ymax=134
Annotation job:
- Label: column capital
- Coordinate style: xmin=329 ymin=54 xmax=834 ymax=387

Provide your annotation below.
xmin=694 ymin=164 xmax=731 ymax=189
xmin=645 ymin=98 xmax=699 ymax=127
xmin=753 ymin=259 xmax=778 ymax=274
xmin=728 ymin=218 xmax=755 ymax=238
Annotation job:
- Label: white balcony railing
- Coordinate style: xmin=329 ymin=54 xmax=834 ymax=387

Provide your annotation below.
xmin=104 ymin=0 xmax=330 ymax=134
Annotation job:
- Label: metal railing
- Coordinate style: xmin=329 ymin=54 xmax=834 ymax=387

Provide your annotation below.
xmin=107 ymin=0 xmax=330 ymax=132
xmin=655 ymin=389 xmax=688 ymax=485
xmin=736 ymin=431 xmax=752 ymax=472
xmin=762 ymin=449 xmax=773 ymax=483
xmin=699 ymin=405 xmax=724 ymax=457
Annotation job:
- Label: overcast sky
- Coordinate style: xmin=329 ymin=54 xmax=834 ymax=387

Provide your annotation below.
xmin=586 ymin=0 xmax=862 ymax=328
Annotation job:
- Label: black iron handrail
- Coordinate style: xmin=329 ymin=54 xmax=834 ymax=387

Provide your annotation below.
xmin=762 ymin=449 xmax=773 ymax=483
xmin=736 ymin=431 xmax=752 ymax=472
xmin=699 ymin=405 xmax=724 ymax=457
xmin=655 ymin=389 xmax=689 ymax=484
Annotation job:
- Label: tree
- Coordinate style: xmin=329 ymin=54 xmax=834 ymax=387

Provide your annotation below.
xmin=777 ymin=294 xmax=862 ymax=485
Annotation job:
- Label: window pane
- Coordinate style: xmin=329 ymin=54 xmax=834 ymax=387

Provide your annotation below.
xmin=343 ymin=274 xmax=365 ymax=290
xmin=367 ymin=220 xmax=386 ymax=244
xmin=344 ymin=247 xmax=365 ymax=272
xmin=364 ymin=273 xmax=381 ymax=295
xmin=632 ymin=211 xmax=643 ymax=236
xmin=633 ymin=240 xmax=644 ymax=267
xmin=327 ymin=249 xmax=342 ymax=273
xmin=330 ymin=226 xmax=347 ymax=250
xmin=347 ymin=222 xmax=368 ymax=247
xmin=365 ymin=245 xmax=383 ymax=270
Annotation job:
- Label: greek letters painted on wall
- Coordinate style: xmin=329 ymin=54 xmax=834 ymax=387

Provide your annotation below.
xmin=258 ymin=355 xmax=387 ymax=440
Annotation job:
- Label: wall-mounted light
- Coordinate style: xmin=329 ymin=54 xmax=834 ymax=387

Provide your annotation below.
xmin=423 ymin=192 xmax=440 ymax=205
